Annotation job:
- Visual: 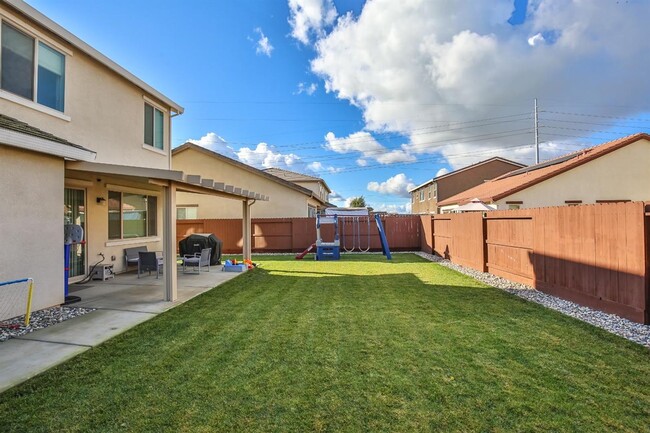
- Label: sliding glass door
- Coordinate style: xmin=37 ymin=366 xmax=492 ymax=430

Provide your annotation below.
xmin=64 ymin=188 xmax=86 ymax=279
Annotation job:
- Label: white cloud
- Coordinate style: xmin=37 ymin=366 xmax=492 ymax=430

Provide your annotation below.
xmin=309 ymin=0 xmax=650 ymax=169
xmin=372 ymin=202 xmax=411 ymax=214
xmin=435 ymin=168 xmax=449 ymax=177
xmin=307 ymin=161 xmax=340 ymax=173
xmin=325 ymin=131 xmax=415 ymax=165
xmin=254 ymin=28 xmax=274 ymax=57
xmin=189 ymin=132 xmax=237 ymax=159
xmin=296 ymin=82 xmax=318 ymax=95
xmin=527 ymin=32 xmax=545 ymax=46
xmin=329 ymin=190 xmax=344 ymax=202
xmin=288 ymin=0 xmax=338 ymax=45
xmin=367 ymin=173 xmax=415 ymax=198
xmin=237 ymin=142 xmax=302 ymax=169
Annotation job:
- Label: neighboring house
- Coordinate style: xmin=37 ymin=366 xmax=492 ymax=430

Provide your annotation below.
xmin=408 ymin=157 xmax=526 ymax=214
xmin=173 ymin=143 xmax=327 ymax=218
xmin=263 ymin=168 xmax=332 ymax=216
xmin=438 ymin=133 xmax=650 ymax=212
xmin=0 ymin=0 xmax=262 ymax=319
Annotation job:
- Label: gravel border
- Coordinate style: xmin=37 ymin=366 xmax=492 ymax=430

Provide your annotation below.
xmin=414 ymin=251 xmax=650 ymax=348
xmin=0 ymin=306 xmax=95 ymax=342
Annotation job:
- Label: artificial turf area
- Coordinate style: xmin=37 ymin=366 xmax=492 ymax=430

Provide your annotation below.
xmin=1 ymin=254 xmax=649 ymax=432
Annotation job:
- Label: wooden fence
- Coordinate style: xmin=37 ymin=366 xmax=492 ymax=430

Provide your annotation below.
xmin=423 ymin=202 xmax=650 ymax=324
xmin=177 ymin=215 xmax=422 ymax=255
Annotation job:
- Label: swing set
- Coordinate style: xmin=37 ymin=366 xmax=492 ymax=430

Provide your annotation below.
xmin=295 ymin=207 xmax=392 ymax=260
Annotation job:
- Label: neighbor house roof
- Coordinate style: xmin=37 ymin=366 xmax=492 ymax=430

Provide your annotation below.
xmin=263 ymin=167 xmax=332 ymax=193
xmin=0 ymin=114 xmax=96 ymax=161
xmin=4 ymin=0 xmax=183 ymax=114
xmin=438 ymin=133 xmax=650 ymax=206
xmin=172 ymin=143 xmax=324 ymax=202
xmin=407 ymin=157 xmax=525 ymax=192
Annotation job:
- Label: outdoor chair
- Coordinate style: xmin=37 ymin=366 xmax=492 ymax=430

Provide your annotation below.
xmin=138 ymin=251 xmax=163 ymax=278
xmin=183 ymin=248 xmax=211 ymax=274
xmin=124 ymin=246 xmax=148 ymax=270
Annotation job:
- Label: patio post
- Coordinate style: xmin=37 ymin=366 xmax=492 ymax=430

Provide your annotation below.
xmin=163 ymin=182 xmax=178 ymax=301
xmin=242 ymin=199 xmax=252 ymax=261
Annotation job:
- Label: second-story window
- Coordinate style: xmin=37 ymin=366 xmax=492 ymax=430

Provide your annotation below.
xmin=144 ymin=102 xmax=164 ymax=150
xmin=0 ymin=22 xmax=66 ymax=112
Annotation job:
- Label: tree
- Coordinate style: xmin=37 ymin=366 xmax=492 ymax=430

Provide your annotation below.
xmin=349 ymin=196 xmax=366 ymax=208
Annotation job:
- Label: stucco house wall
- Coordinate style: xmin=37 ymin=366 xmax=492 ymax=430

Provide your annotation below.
xmin=0 ymin=4 xmax=172 ymax=170
xmin=173 ymin=147 xmax=314 ymax=218
xmin=493 ymin=138 xmax=650 ymax=209
xmin=0 ymin=146 xmax=64 ymax=312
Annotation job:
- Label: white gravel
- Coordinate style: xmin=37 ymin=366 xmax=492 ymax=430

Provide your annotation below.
xmin=414 ymin=251 xmax=650 ymax=348
xmin=0 ymin=306 xmax=95 ymax=342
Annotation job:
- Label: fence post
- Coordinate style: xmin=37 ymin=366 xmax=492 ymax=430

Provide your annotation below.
xmin=481 ymin=213 xmax=488 ymax=272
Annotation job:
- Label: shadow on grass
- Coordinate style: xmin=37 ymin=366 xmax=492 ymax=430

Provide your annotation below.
xmin=1 ymin=261 xmax=649 ymax=433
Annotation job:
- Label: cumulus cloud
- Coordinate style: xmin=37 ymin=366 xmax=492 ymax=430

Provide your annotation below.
xmin=367 ymin=173 xmax=415 ymax=198
xmin=288 ymin=0 xmax=338 ymax=45
xmin=237 ymin=142 xmax=303 ymax=169
xmin=254 ymin=28 xmax=274 ymax=57
xmin=325 ymin=131 xmax=415 ymax=165
xmin=328 ymin=190 xmax=345 ymax=203
xmin=296 ymin=82 xmax=318 ymax=95
xmin=309 ymin=0 xmax=650 ymax=169
xmin=527 ymin=32 xmax=545 ymax=46
xmin=189 ymin=132 xmax=237 ymax=159
xmin=372 ymin=202 xmax=411 ymax=214
xmin=307 ymin=161 xmax=341 ymax=173
xmin=435 ymin=168 xmax=449 ymax=178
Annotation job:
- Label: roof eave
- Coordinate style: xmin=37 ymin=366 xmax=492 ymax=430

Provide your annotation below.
xmin=0 ymin=127 xmax=96 ymax=161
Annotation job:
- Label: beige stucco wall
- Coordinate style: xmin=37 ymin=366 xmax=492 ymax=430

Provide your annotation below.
xmin=0 ymin=146 xmax=64 ymax=315
xmin=0 ymin=5 xmax=172 ymax=170
xmin=293 ymin=180 xmax=329 ymax=204
xmin=64 ymin=170 xmax=164 ymax=274
xmin=173 ymin=149 xmax=314 ymax=218
xmin=495 ymin=139 xmax=650 ymax=209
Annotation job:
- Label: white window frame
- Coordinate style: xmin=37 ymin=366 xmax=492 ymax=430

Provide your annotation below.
xmin=0 ymin=16 xmax=70 ymax=119
xmin=108 ymin=190 xmax=159 ymax=240
xmin=143 ymin=96 xmax=167 ymax=154
xmin=419 ymin=190 xmax=424 ymax=202
xmin=433 ymin=183 xmax=437 ymax=198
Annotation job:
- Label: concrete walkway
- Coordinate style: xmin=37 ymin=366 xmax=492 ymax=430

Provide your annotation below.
xmin=0 ymin=265 xmax=245 ymax=393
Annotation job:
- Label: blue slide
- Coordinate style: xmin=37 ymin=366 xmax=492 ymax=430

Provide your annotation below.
xmin=374 ymin=214 xmax=392 ymax=260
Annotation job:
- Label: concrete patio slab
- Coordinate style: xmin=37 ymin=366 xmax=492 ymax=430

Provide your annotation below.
xmin=18 ymin=309 xmax=155 ymax=347
xmin=0 ymin=264 xmax=247 ymax=394
xmin=0 ymin=339 xmax=87 ymax=393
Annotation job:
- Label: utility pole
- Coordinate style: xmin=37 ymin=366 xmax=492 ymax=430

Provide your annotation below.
xmin=534 ymin=98 xmax=539 ymax=164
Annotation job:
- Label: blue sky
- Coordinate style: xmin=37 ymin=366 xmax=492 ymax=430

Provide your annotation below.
xmin=28 ymin=0 xmax=650 ymax=212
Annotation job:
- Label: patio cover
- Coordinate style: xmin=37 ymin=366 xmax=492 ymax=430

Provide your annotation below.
xmin=66 ymin=161 xmax=269 ymax=301
xmin=454 ymin=198 xmax=495 ymax=213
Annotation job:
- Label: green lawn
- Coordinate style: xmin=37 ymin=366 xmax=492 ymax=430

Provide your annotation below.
xmin=1 ymin=254 xmax=649 ymax=432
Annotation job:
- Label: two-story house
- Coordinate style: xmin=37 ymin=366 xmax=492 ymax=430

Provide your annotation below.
xmin=263 ymin=168 xmax=332 ymax=216
xmin=0 ymin=0 xmax=264 ymax=319
xmin=409 ymin=157 xmax=525 ymax=214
